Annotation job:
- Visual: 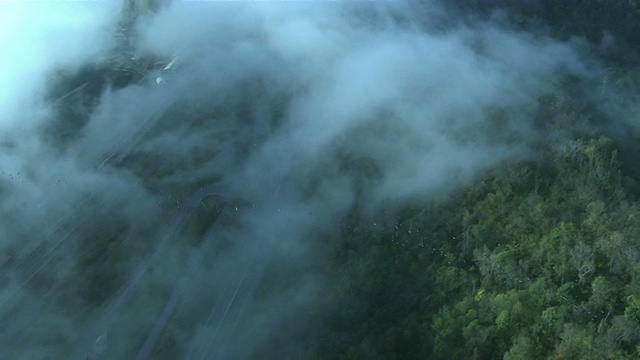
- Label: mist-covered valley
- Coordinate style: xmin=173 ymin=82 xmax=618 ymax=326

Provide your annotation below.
xmin=1 ymin=0 xmax=640 ymax=359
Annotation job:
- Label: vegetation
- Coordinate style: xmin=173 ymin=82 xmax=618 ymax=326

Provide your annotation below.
xmin=261 ymin=4 xmax=640 ymax=359
xmin=298 ymin=128 xmax=640 ymax=359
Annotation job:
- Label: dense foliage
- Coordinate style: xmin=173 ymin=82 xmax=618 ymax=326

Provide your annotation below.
xmin=275 ymin=3 xmax=640 ymax=359
xmin=309 ymin=132 xmax=640 ymax=359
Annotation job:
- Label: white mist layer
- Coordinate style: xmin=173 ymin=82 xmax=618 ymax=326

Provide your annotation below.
xmin=0 ymin=1 xmax=606 ymax=359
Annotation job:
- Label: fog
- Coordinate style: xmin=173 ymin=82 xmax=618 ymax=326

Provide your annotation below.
xmin=0 ymin=1 xmax=610 ymax=358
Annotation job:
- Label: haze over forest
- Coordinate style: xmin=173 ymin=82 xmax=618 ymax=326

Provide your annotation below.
xmin=1 ymin=0 xmax=640 ymax=359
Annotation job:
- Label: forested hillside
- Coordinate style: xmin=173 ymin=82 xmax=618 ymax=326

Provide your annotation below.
xmin=316 ymin=134 xmax=640 ymax=359
xmin=252 ymin=2 xmax=640 ymax=359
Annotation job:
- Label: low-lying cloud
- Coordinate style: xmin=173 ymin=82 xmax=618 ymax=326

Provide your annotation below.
xmin=0 ymin=1 xmax=609 ymax=358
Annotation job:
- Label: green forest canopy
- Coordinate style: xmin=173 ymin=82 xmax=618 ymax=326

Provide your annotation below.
xmin=251 ymin=2 xmax=640 ymax=359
